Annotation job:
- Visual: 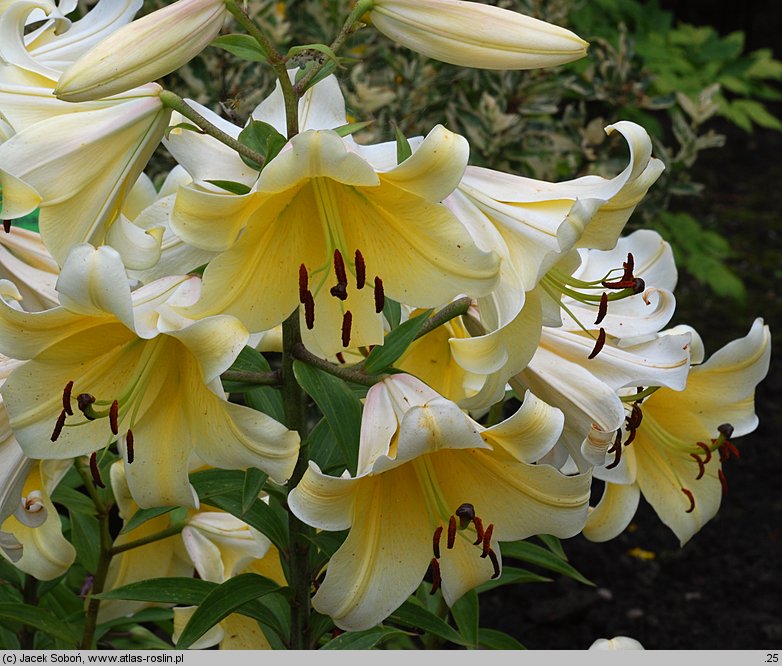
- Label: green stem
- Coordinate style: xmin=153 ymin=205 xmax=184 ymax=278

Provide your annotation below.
xmin=18 ymin=576 xmax=38 ymax=649
xmin=76 ymin=458 xmax=114 ymax=650
xmin=223 ymin=0 xmax=299 ymax=138
xmin=159 ymin=90 xmax=267 ymax=167
xmin=221 ymin=369 xmax=281 ymax=386
xmin=108 ymin=525 xmax=184 ymax=556
xmin=292 ymin=342 xmax=386 ymax=386
xmin=293 ymin=0 xmax=374 ymax=95
xmin=409 ymin=297 xmax=472 ymax=343
xmin=281 ymin=310 xmax=312 ymax=650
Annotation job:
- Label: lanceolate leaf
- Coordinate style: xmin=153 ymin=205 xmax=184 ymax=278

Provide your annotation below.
xmin=211 ymin=34 xmax=268 ymax=62
xmin=450 ymin=589 xmax=479 ymax=648
xmin=321 ymin=626 xmax=406 ymax=649
xmin=242 ymin=468 xmax=268 ymax=515
xmin=478 ymin=628 xmax=527 ymax=649
xmin=175 ymin=573 xmax=280 ymax=649
xmin=362 ymin=309 xmax=433 ymax=374
xmin=501 ymin=540 xmax=594 ymax=586
xmin=389 ymin=599 xmax=467 ymax=646
xmin=0 ymin=602 xmax=80 ymax=644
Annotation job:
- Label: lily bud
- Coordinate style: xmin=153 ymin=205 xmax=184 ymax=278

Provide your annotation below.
xmin=368 ymin=0 xmax=588 ymax=70
xmin=55 ymin=0 xmax=228 ymax=102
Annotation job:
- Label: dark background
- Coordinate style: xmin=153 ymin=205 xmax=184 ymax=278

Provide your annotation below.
xmin=482 ymin=1 xmax=782 ymax=649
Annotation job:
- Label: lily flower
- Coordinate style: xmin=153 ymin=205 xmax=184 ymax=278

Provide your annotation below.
xmin=167 ymin=76 xmax=499 ymax=356
xmin=288 ymin=373 xmax=591 ymax=631
xmin=367 ymin=0 xmax=588 ymax=70
xmin=55 ymin=0 xmax=228 ymax=102
xmin=583 ymin=318 xmax=771 ymax=545
xmin=0 ymin=244 xmax=299 ymax=508
xmin=0 ymin=226 xmax=59 ymax=311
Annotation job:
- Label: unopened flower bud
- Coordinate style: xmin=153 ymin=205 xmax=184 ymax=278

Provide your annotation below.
xmin=368 ymin=0 xmax=588 ymax=71
xmin=55 ymin=0 xmax=228 ymax=102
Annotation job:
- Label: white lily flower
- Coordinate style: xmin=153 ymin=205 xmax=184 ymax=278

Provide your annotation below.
xmin=367 ymin=0 xmax=588 ymax=70
xmin=289 ymin=374 xmax=590 ymax=631
xmin=590 ymin=636 xmax=645 ymax=650
xmin=0 ymin=244 xmax=300 ymax=508
xmin=583 ymin=318 xmax=771 ymax=545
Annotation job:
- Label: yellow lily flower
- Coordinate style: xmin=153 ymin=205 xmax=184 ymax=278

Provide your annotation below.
xmin=367 ymin=0 xmax=588 ymax=70
xmin=289 ymin=374 xmax=591 ymax=631
xmin=0 ymin=244 xmax=299 ymax=508
xmin=584 ymin=318 xmax=772 ymax=545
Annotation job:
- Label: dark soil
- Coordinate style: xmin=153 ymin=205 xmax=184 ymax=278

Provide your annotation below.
xmin=481 ymin=101 xmax=782 ymax=650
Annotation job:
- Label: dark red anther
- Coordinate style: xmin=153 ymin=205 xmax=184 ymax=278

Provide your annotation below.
xmin=472 ymin=516 xmax=485 ymax=545
xmin=690 ymin=453 xmax=706 ymax=480
xmin=624 ymin=253 xmax=635 ymax=276
xmin=109 ymin=400 xmax=119 ymax=436
xmin=605 ymin=430 xmax=623 ymax=470
xmin=51 ymin=409 xmax=67 ymax=442
xmin=455 ymin=503 xmax=476 ymax=529
xmin=303 ymin=291 xmax=315 ymax=329
xmin=597 ymin=288 xmax=611 ymax=318
xmin=696 ymin=441 xmax=712 ymax=464
xmin=429 ymin=558 xmax=441 ymax=595
xmin=89 ymin=452 xmax=105 ymax=489
xmin=341 ymin=310 xmax=352 ymax=348
xmin=718 ymin=469 xmax=728 ymax=496
xmin=2 ymin=220 xmax=10 ymax=233
xmin=602 ymin=253 xmax=638 ymax=290
xmin=487 ymin=547 xmax=501 ymax=580
xmin=628 ymin=403 xmax=643 ymax=430
xmin=354 ymin=249 xmax=366 ymax=290
xmin=298 ymin=264 xmax=308 ymax=303
xmin=335 ymin=352 xmax=346 ymax=364
xmin=681 ymin=487 xmax=695 ymax=513
xmin=374 ymin=276 xmax=385 ymax=313
xmin=77 ymin=393 xmax=96 ymax=418
xmin=481 ymin=523 xmax=494 ymax=558
xmin=333 ymin=249 xmax=348 ymax=285
xmin=126 ymin=430 xmax=134 ymax=464
xmin=433 ymin=526 xmax=443 ymax=559
xmin=62 ymin=381 xmax=74 ymax=416
xmin=447 ymin=515 xmax=456 ymax=549
xmin=588 ymin=327 xmax=606 ymax=360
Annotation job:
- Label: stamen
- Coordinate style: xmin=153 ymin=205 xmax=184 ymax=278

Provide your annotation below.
xmin=487 ymin=547 xmax=501 ymax=579
xmin=62 ymin=381 xmax=74 ymax=416
xmin=109 ymin=400 xmax=119 ymax=436
xmin=447 ymin=515 xmax=456 ymax=549
xmin=354 ymin=250 xmax=366 ymax=290
xmin=718 ymin=469 xmax=728 ymax=496
xmin=690 ymin=453 xmax=706 ymax=480
xmin=455 ymin=503 xmax=476 ymax=529
xmin=696 ymin=441 xmax=712 ymax=464
xmin=587 ymin=327 xmax=606 ymax=359
xmin=89 ymin=452 xmax=105 ymax=489
xmin=472 ymin=516 xmax=485 ymax=545
xmin=341 ymin=310 xmax=352 ymax=348
xmin=429 ymin=558 xmax=441 ymax=595
xmin=2 ymin=220 xmax=10 ymax=233
xmin=126 ymin=430 xmax=135 ymax=464
xmin=719 ymin=440 xmax=741 ymax=462
xmin=481 ymin=523 xmax=494 ymax=558
xmin=77 ymin=393 xmax=97 ymax=419
xmin=594 ymin=292 xmax=608 ymax=325
xmin=298 ymin=264 xmax=308 ymax=303
xmin=433 ymin=526 xmax=443 ymax=559
xmin=335 ymin=352 xmax=346 ymax=364
xmin=605 ymin=430 xmax=623 ymax=470
xmin=333 ymin=249 xmax=347 ymax=285
xmin=51 ymin=409 xmax=67 ymax=442
xmin=303 ymin=291 xmax=315 ymax=329
xmin=681 ymin=487 xmax=695 ymax=513
xmin=374 ymin=277 xmax=385 ymax=313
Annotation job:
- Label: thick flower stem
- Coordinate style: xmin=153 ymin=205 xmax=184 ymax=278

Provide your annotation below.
xmin=159 ymin=90 xmax=268 ymax=167
xmin=281 ymin=310 xmax=312 ymax=649
xmin=221 ymin=368 xmax=281 ymax=386
xmin=75 ymin=458 xmax=114 ymax=650
xmin=108 ymin=525 xmax=185 ymax=556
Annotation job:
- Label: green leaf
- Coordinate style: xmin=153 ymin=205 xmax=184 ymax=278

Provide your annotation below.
xmin=293 ymin=360 xmax=362 ymax=476
xmin=390 ymin=599 xmax=467 ymax=646
xmin=51 ymin=485 xmax=97 ymax=516
xmin=537 ymin=534 xmax=568 ymax=560
xmin=190 ymin=468 xmax=244 ymax=500
xmin=305 ymin=417 xmax=348 ymax=475
xmin=294 ymin=59 xmax=339 ymax=92
xmin=175 ymin=573 xmax=280 ymax=649
xmin=321 ymin=626 xmax=405 ymax=649
xmin=238 ymin=120 xmax=287 ymax=171
xmin=121 ymin=506 xmax=177 ymax=534
xmin=475 ymin=565 xmax=552 ymax=593
xmin=332 ymin=119 xmax=374 ymax=137
xmin=0 ymin=603 xmax=79 ymax=644
xmin=392 ymin=122 xmax=413 ymax=164
xmin=242 ymin=468 xmax=268 ymax=515
xmin=70 ymin=509 xmax=100 ymax=573
xmin=362 ymin=308 xmax=432 ymax=374
xmin=478 ymin=627 xmax=526 ymax=649
xmin=383 ymin=297 xmax=402 ymax=330
xmin=164 ymin=122 xmax=204 ymax=140
xmin=501 ymin=540 xmax=594 ymax=586
xmin=287 ymin=43 xmax=340 ymax=66
xmin=204 ymin=179 xmax=252 ymax=195
xmin=450 ymin=589 xmax=479 ymax=648
xmin=211 ymin=34 xmax=268 ymax=62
